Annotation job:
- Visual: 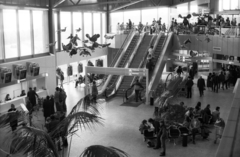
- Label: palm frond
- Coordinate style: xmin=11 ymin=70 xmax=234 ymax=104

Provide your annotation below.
xmin=80 ymin=145 xmax=129 ymax=157
xmin=7 ymin=126 xmax=58 ymax=157
xmin=69 ymin=94 xmax=100 ymax=115
xmin=50 ymin=112 xmax=104 ymax=138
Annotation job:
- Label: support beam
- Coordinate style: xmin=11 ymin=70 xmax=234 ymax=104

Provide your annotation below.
xmin=110 ymin=0 xmax=144 ymax=12
xmin=53 ymin=0 xmax=66 ymax=8
xmin=55 ymin=0 xmax=145 ymax=8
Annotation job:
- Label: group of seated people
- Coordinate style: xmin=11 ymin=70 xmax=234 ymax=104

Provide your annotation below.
xmin=75 ymin=74 xmax=102 ymax=88
xmin=139 ymin=102 xmax=225 ymax=151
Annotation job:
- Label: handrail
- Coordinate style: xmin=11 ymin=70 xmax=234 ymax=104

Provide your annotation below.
xmin=110 ymin=29 xmax=135 ymax=67
xmin=105 ymin=27 xmax=147 ymax=98
xmin=148 ymin=30 xmax=170 ymax=89
xmin=97 ymin=29 xmax=136 ymax=96
xmin=125 ymin=34 xmax=157 ymax=100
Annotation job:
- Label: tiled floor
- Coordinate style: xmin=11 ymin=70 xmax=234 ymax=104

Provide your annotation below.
xmin=64 ymin=78 xmax=234 ymax=157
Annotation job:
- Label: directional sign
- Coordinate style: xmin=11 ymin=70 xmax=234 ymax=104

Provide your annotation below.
xmin=129 ymin=69 xmax=146 ymax=76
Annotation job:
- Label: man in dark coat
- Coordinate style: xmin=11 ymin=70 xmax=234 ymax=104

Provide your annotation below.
xmin=186 ymin=77 xmax=194 ymax=98
xmin=27 ymin=87 xmax=39 ymax=107
xmin=212 ymin=73 xmax=219 ymax=93
xmin=197 ymin=76 xmax=206 ymax=97
xmin=146 ymin=59 xmax=154 ymax=78
xmin=43 ymin=96 xmax=53 ymax=121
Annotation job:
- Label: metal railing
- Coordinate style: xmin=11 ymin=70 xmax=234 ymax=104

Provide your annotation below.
xmin=173 ymin=24 xmax=240 ymax=37
xmin=125 ymin=34 xmax=157 ymax=100
xmin=105 ymin=27 xmax=148 ymax=98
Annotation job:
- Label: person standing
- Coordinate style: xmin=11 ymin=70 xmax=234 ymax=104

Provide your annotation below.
xmin=92 ymin=81 xmax=98 ymax=103
xmin=212 ymin=106 xmax=220 ymax=124
xmin=131 ymin=79 xmax=144 ymax=102
xmin=148 ymin=46 xmax=154 ymax=56
xmin=27 ymin=87 xmax=39 ymax=108
xmin=207 ymin=73 xmax=213 ymax=90
xmin=54 ymin=87 xmax=61 ymax=112
xmin=159 ymin=120 xmax=167 ymax=156
xmin=197 ymin=76 xmax=206 ymax=97
xmin=146 ymin=59 xmax=154 ymax=78
xmin=8 ymin=104 xmax=18 ymax=132
xmin=212 ymin=73 xmax=219 ymax=93
xmin=177 ymin=66 xmax=183 ymax=77
xmin=43 ymin=96 xmax=52 ymax=121
xmin=128 ymin=19 xmax=132 ymax=29
xmin=186 ymin=77 xmax=194 ymax=98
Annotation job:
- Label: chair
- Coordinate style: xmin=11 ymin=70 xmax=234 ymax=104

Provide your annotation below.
xmin=178 ymin=126 xmax=190 ymax=136
xmin=168 ymin=125 xmax=181 ymax=145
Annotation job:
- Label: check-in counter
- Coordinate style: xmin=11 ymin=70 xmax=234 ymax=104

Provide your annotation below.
xmin=0 ymin=90 xmax=48 ymax=114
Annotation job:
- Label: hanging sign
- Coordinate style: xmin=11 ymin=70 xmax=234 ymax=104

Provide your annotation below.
xmin=213 ymin=47 xmax=221 ymax=51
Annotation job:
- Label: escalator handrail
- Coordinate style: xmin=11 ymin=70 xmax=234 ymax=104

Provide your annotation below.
xmin=148 ymin=30 xmax=171 ymax=91
xmin=110 ymin=29 xmax=135 ymax=67
xmin=96 ymin=29 xmax=135 ymax=90
xmin=106 ymin=28 xmax=147 ymax=98
xmin=129 ymin=34 xmax=157 ymax=88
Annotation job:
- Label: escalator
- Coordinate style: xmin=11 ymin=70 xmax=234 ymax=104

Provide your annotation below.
xmin=115 ymin=35 xmax=153 ymax=96
xmin=125 ymin=32 xmax=174 ymax=102
xmin=104 ymin=35 xmax=140 ymax=97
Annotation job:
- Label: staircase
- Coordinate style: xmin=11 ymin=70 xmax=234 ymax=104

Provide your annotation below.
xmin=105 ymin=35 xmax=140 ymax=96
xmin=116 ymin=35 xmax=153 ymax=96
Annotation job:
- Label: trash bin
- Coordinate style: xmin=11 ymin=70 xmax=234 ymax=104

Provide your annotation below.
xmin=182 ymin=133 xmax=188 ymax=147
xmin=150 ymin=97 xmax=154 ymax=106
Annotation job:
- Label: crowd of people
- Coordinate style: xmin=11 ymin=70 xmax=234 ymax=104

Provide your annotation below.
xmin=116 ymin=18 xmax=167 ymax=34
xmin=207 ymin=66 xmax=240 ymax=93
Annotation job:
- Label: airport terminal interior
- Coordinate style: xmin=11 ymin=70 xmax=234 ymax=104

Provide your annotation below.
xmin=0 ymin=0 xmax=240 ymax=157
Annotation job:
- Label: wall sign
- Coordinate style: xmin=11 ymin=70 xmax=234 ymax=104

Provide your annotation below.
xmin=213 ymin=47 xmax=221 ymax=51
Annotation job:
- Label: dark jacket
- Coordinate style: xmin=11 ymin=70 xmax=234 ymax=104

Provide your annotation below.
xmin=207 ymin=75 xmax=212 ymax=87
xmin=197 ymin=78 xmax=205 ymax=89
xmin=43 ymin=99 xmax=53 ymax=118
xmin=186 ymin=79 xmax=194 ymax=88
xmin=131 ymin=82 xmax=144 ymax=90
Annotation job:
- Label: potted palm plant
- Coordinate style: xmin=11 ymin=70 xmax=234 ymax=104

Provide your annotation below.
xmin=0 ymin=95 xmax=129 ymax=157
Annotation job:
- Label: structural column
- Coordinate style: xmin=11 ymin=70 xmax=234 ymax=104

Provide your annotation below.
xmin=106 ymin=0 xmax=110 ymax=33
xmin=48 ymin=0 xmax=55 ymax=55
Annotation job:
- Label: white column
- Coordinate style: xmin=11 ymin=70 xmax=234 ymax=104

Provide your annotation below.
xmin=146 ymin=69 xmax=149 ymax=105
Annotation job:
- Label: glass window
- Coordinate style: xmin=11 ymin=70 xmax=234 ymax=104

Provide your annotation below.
xmin=19 ymin=10 xmax=32 ymax=56
xmin=60 ymin=12 xmax=71 ymax=50
xmin=54 ymin=12 xmax=58 ymax=50
xmin=93 ymin=13 xmax=101 ymax=35
xmin=3 ymin=9 xmax=18 ymax=59
xmin=33 ymin=11 xmax=49 ymax=54
xmin=158 ymin=8 xmax=169 ymax=27
xmin=102 ymin=13 xmax=106 ymax=44
xmin=142 ymin=9 xmax=158 ymax=25
xmin=110 ymin=12 xmax=123 ymax=33
xmin=123 ymin=10 xmax=140 ymax=27
xmin=223 ymin=0 xmax=230 ymax=10
xmin=84 ymin=13 xmax=92 ymax=40
xmin=231 ymin=0 xmax=238 ymax=10
xmin=73 ymin=12 xmax=83 ymax=47
xmin=177 ymin=3 xmax=188 ymax=14
xmin=219 ymin=0 xmax=223 ymax=11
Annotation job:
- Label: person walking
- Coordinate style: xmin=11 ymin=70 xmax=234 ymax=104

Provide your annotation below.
xmin=131 ymin=79 xmax=144 ymax=102
xmin=197 ymin=76 xmax=206 ymax=97
xmin=92 ymin=81 xmax=98 ymax=103
xmin=186 ymin=77 xmax=194 ymax=98
xmin=8 ymin=104 xmax=18 ymax=132
xmin=59 ymin=88 xmax=67 ymax=112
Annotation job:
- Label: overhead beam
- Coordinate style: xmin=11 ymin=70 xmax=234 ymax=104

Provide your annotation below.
xmin=55 ymin=0 xmax=146 ymax=8
xmin=53 ymin=0 xmax=66 ymax=8
xmin=110 ymin=0 xmax=144 ymax=12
